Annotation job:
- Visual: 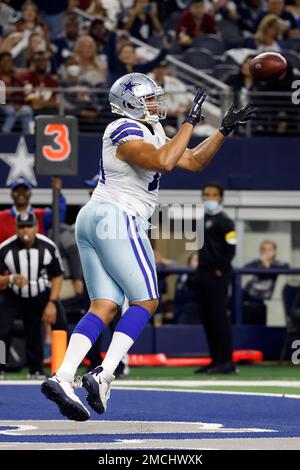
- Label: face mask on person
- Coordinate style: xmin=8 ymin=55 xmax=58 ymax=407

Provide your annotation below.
xmin=204 ymin=200 xmax=221 ymax=214
xmin=67 ymin=64 xmax=80 ymax=77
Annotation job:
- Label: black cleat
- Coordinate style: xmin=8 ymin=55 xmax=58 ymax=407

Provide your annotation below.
xmin=207 ymin=362 xmax=239 ymax=375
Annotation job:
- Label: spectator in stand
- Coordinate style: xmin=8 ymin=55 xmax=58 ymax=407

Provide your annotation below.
xmin=174 ymin=252 xmax=199 ymax=324
xmin=33 ymin=0 xmax=69 ymax=40
xmin=19 ymin=51 xmax=59 ymax=115
xmin=89 ymin=18 xmax=108 ymax=56
xmin=17 ymin=1 xmax=45 ymax=36
xmin=255 ymin=0 xmax=300 ymax=38
xmin=152 ymin=0 xmax=184 ymax=24
xmin=150 ymin=65 xmax=194 ymax=134
xmin=59 ymin=54 xmax=101 ymax=121
xmin=74 ymin=35 xmax=107 ymax=86
xmin=176 ymin=0 xmax=217 ymax=48
xmin=4 ymin=2 xmax=51 ymax=63
xmin=107 ymin=31 xmax=170 ymax=85
xmin=237 ymin=0 xmax=265 ymax=34
xmin=87 ymin=0 xmax=107 ymax=17
xmin=122 ymin=0 xmax=163 ymax=41
xmin=0 ymin=177 xmax=66 ymax=244
xmin=14 ymin=31 xmax=49 ymax=69
xmin=210 ymin=0 xmax=239 ymax=23
xmin=87 ymin=0 xmax=120 ymax=29
xmin=0 ymin=0 xmax=18 ymax=36
xmin=52 ymin=13 xmax=80 ymax=70
xmin=224 ymin=54 xmax=256 ymax=94
xmin=245 ymin=13 xmax=282 ymax=51
xmin=0 ymin=52 xmax=33 ymax=134
xmin=287 ymin=0 xmax=300 ymax=28
xmin=0 ymin=31 xmax=22 ymax=54
xmin=243 ymin=240 xmax=289 ymax=324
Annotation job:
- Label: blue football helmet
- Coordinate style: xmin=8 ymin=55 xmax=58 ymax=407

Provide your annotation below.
xmin=109 ymin=72 xmax=167 ymax=124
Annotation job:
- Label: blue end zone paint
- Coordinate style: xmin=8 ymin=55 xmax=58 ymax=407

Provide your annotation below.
xmin=0 ymin=386 xmax=299 ymax=443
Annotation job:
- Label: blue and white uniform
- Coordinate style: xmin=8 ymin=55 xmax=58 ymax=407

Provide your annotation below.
xmin=75 ymin=117 xmax=166 ymax=305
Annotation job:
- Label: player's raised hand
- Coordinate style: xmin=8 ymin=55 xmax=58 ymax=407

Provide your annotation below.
xmin=184 ymin=88 xmax=207 ymax=126
xmin=219 ymin=102 xmax=256 ymax=136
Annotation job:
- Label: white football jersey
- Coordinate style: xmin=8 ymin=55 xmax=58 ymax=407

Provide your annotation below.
xmin=92 ymin=117 xmax=166 ymax=220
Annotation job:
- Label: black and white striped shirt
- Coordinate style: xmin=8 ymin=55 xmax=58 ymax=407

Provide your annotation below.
xmin=0 ymin=234 xmax=64 ymax=298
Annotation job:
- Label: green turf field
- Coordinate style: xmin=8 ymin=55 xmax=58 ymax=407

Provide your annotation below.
xmin=126 ymin=364 xmax=300 ymax=381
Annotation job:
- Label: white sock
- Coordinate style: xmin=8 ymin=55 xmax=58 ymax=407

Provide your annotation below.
xmin=56 ymin=333 xmax=92 ymax=382
xmin=101 ymin=332 xmax=133 ymax=375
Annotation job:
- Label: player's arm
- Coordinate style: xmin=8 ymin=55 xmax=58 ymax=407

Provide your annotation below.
xmin=176 ymin=130 xmax=224 ymax=172
xmin=117 ymin=89 xmax=206 ymax=172
xmin=176 ymin=103 xmax=256 ymax=172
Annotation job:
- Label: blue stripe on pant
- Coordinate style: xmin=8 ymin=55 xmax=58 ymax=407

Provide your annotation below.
xmin=75 ymin=200 xmax=159 ymax=305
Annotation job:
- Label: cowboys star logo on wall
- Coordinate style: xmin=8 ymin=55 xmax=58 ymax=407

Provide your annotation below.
xmin=0 ymin=137 xmax=37 ymax=186
xmin=120 ymin=77 xmax=141 ymax=96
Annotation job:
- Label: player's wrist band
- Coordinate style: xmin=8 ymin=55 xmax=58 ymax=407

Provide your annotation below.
xmin=48 ymin=299 xmax=57 ymax=303
xmin=219 ymin=126 xmax=231 ymax=137
xmin=8 ymin=274 xmax=14 ymax=284
xmin=183 ymin=117 xmax=197 ymax=126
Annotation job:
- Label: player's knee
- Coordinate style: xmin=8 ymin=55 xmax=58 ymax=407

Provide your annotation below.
xmin=130 ymin=298 xmax=159 ymax=316
xmin=89 ymin=299 xmax=118 ymax=325
xmin=151 ymin=298 xmax=159 ymax=315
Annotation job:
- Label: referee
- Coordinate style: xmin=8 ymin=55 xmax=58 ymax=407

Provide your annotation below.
xmin=194 ymin=182 xmax=237 ymax=375
xmin=0 ymin=212 xmax=66 ymax=378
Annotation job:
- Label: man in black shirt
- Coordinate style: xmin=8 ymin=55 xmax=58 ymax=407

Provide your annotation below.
xmin=194 ymin=182 xmax=237 ymax=374
xmin=0 ymin=212 xmax=66 ymax=378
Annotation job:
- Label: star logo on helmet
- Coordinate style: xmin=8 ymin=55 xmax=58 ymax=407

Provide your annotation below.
xmin=120 ymin=77 xmax=140 ymax=96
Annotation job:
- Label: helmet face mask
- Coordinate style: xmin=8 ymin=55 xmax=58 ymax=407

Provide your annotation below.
xmin=109 ymin=73 xmax=168 ymax=124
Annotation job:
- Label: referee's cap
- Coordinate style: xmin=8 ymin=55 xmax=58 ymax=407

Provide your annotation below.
xmin=11 ymin=177 xmax=32 ymax=191
xmin=16 ymin=212 xmax=37 ymax=228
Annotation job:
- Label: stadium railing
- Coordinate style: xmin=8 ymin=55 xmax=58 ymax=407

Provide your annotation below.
xmin=2 ymin=87 xmax=299 ymax=135
xmin=156 ymin=266 xmax=300 ymax=326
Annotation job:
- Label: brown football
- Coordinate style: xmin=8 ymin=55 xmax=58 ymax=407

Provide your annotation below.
xmin=249 ymin=52 xmax=287 ymax=80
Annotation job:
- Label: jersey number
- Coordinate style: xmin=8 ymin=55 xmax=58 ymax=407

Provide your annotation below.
xmin=42 ymin=124 xmax=71 ymax=161
xmin=148 ymin=172 xmax=161 ymax=191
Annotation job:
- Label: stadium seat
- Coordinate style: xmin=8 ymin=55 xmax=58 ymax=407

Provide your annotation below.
xmin=164 ymin=11 xmax=181 ymax=33
xmin=281 ymin=50 xmax=300 ymax=69
xmin=148 ymin=35 xmax=164 ymax=49
xmin=279 ymin=38 xmax=300 ymax=53
xmin=180 ymin=47 xmax=216 ymax=72
xmin=217 ymin=19 xmax=244 ymax=47
xmin=192 ymin=35 xmax=226 ymax=55
xmin=213 ymin=63 xmax=239 ymax=81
